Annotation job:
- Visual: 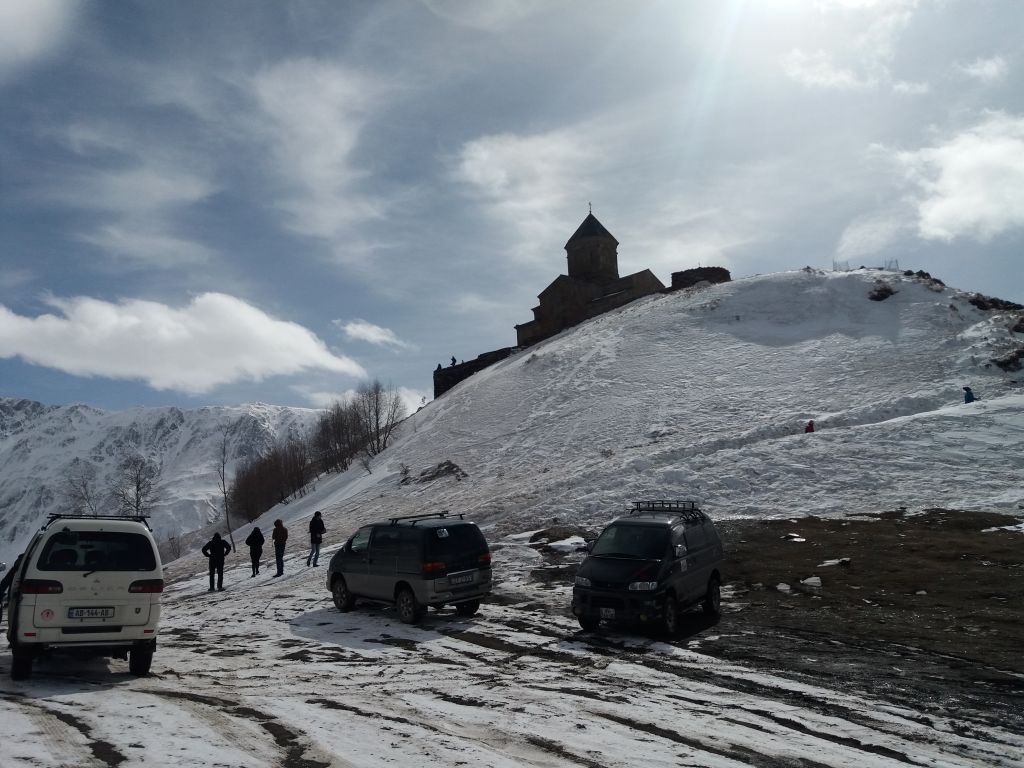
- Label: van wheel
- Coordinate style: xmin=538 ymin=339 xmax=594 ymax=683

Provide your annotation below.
xmin=702 ymin=576 xmax=722 ymax=617
xmin=10 ymin=645 xmax=32 ymax=680
xmin=396 ymin=587 xmax=424 ymax=624
xmin=577 ymin=615 xmax=600 ymax=632
xmin=129 ymin=645 xmax=153 ymax=676
xmin=663 ymin=594 xmax=682 ymax=638
xmin=455 ymin=600 xmax=480 ymax=617
xmin=332 ymin=577 xmax=356 ymax=612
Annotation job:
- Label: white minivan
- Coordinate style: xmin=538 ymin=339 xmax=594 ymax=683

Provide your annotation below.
xmin=5 ymin=514 xmax=163 ymax=680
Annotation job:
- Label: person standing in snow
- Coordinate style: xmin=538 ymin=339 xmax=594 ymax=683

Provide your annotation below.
xmin=245 ymin=526 xmax=265 ymax=577
xmin=272 ymin=519 xmax=288 ymax=577
xmin=963 ymin=386 xmax=977 ymax=404
xmin=201 ymin=533 xmax=232 ymax=592
xmin=0 ymin=553 xmax=23 ymax=624
xmin=307 ymin=511 xmax=326 ymax=567
xmin=804 ymin=420 xmax=815 ymax=433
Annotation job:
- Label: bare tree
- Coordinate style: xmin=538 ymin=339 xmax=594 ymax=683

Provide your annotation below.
xmin=216 ymin=424 xmax=236 ymax=549
xmin=63 ymin=458 xmax=101 ymax=515
xmin=353 ymin=379 xmax=406 ymax=456
xmin=113 ymin=453 xmax=162 ymax=518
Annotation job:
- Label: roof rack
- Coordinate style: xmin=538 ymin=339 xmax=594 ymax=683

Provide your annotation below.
xmin=388 ymin=511 xmax=465 ymax=525
xmin=43 ymin=513 xmax=153 ymax=532
xmin=628 ymin=500 xmax=706 ymax=522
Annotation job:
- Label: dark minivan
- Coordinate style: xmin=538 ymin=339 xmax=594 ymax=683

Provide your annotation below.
xmin=327 ymin=512 xmax=491 ymax=624
xmin=572 ymin=500 xmax=723 ymax=636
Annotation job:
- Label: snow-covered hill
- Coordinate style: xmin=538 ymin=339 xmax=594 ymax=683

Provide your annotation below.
xmin=0 ymin=400 xmax=320 ymax=565
xmin=277 ymin=267 xmax=1024 ymax=541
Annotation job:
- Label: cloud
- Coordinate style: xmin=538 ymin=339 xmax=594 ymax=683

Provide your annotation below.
xmin=835 ymin=211 xmax=912 ymax=260
xmin=250 ymin=59 xmax=386 ymax=243
xmin=0 ymin=293 xmax=365 ymax=394
xmin=419 ymin=0 xmax=544 ymax=30
xmin=452 ymin=128 xmax=603 ymax=264
xmin=48 ymin=123 xmax=220 ymax=269
xmin=291 ymin=387 xmax=357 ymax=409
xmin=955 ymin=56 xmax=1008 ymax=83
xmin=895 ymin=113 xmax=1024 ymax=242
xmin=781 ymin=1 xmax=924 ymax=94
xmin=0 ymin=0 xmax=78 ymax=84
xmin=336 ymin=319 xmax=411 ymax=349
xmin=76 ymin=225 xmax=214 ymax=268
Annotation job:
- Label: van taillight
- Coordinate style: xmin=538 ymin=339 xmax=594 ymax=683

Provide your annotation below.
xmin=422 ymin=561 xmax=446 ymax=574
xmin=478 ymin=552 xmax=492 ymax=565
xmin=129 ymin=579 xmax=164 ymax=593
xmin=20 ymin=579 xmax=63 ymax=594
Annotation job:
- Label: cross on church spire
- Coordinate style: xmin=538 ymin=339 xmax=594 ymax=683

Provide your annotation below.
xmin=588 ymin=201 xmax=592 ymax=214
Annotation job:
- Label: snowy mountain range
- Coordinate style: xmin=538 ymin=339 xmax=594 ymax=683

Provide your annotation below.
xmin=0 ymin=400 xmax=320 ymax=566
xmin=3 ymin=267 xmax=1023 ymax=568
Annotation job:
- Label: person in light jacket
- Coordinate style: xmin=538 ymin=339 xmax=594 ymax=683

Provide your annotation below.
xmin=245 ymin=527 xmax=265 ymax=577
xmin=306 ymin=511 xmax=326 ymax=567
xmin=201 ymin=533 xmax=232 ymax=592
xmin=272 ymin=519 xmax=288 ymax=577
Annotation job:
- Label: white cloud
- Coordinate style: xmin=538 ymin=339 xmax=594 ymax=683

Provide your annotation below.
xmin=781 ymin=49 xmax=871 ymax=90
xmin=76 ymin=225 xmax=214 ymax=268
xmin=250 ymin=59 xmax=385 ymax=242
xmin=836 ymin=211 xmax=912 ymax=260
xmin=0 ymin=293 xmax=365 ymax=394
xmin=291 ymin=387 xmax=357 ymax=409
xmin=782 ymin=1 xmax=923 ymax=94
xmin=336 ymin=319 xmax=411 ymax=349
xmin=453 ymin=128 xmax=603 ymax=264
xmin=397 ymin=386 xmax=429 ymax=415
xmin=896 ymin=113 xmax=1024 ymax=242
xmin=419 ymin=0 xmax=544 ymax=30
xmin=0 ymin=0 xmax=77 ymax=84
xmin=955 ymin=56 xmax=1008 ymax=83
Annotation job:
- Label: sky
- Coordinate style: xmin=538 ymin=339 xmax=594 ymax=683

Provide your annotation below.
xmin=1 ymin=0 xmax=1022 ymax=413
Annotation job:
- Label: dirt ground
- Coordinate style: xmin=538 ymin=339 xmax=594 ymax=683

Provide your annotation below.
xmin=530 ymin=508 xmax=1024 ymax=733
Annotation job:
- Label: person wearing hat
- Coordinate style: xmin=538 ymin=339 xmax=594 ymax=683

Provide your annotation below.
xmin=963 ymin=386 xmax=977 ymax=404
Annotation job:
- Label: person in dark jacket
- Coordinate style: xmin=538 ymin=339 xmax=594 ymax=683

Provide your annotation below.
xmin=306 ymin=511 xmax=326 ymax=567
xmin=804 ymin=420 xmax=815 ymax=433
xmin=272 ymin=519 xmax=288 ymax=577
xmin=201 ymin=533 xmax=232 ymax=592
xmin=245 ymin=527 xmax=265 ymax=577
xmin=963 ymin=386 xmax=977 ymax=404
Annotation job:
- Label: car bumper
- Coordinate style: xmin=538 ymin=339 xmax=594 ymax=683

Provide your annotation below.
xmin=572 ymin=587 xmax=667 ymax=623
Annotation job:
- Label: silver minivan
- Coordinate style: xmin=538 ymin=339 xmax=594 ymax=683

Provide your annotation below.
xmin=5 ymin=514 xmax=163 ymax=680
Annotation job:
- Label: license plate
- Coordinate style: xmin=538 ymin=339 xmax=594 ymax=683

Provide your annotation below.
xmin=600 ymin=607 xmax=616 ymax=619
xmin=68 ymin=607 xmax=114 ymax=620
xmin=448 ymin=571 xmax=475 ymax=586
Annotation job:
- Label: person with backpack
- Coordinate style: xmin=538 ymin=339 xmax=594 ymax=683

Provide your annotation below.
xmin=245 ymin=527 xmax=265 ymax=577
xmin=307 ymin=511 xmax=326 ymax=567
xmin=201 ymin=533 xmax=232 ymax=592
xmin=272 ymin=519 xmax=288 ymax=577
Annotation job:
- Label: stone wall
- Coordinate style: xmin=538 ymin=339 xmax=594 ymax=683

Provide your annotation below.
xmin=433 ymin=347 xmax=516 ymax=398
xmin=670 ymin=266 xmax=731 ymax=290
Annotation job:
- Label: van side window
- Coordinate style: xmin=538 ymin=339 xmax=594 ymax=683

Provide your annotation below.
xmin=370 ymin=527 xmax=402 ymax=554
xmin=684 ymin=523 xmax=708 ymax=551
xmin=350 ymin=527 xmax=372 ymax=554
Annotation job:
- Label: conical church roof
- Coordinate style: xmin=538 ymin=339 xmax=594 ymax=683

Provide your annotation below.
xmin=565 ymin=213 xmax=618 ymax=248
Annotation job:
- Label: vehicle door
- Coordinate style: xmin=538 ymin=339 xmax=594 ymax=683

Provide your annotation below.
xmin=681 ymin=522 xmax=711 ymax=604
xmin=668 ymin=525 xmax=691 ymax=600
xmin=340 ymin=527 xmax=373 ymax=595
xmin=364 ymin=527 xmax=402 ymax=600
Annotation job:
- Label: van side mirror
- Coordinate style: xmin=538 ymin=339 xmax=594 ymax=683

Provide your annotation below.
xmin=674 ymin=544 xmax=687 ymax=558
xmin=586 ymin=540 xmax=595 ymax=553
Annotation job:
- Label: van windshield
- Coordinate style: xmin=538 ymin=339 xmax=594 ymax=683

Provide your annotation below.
xmin=591 ymin=524 xmax=668 ymax=560
xmin=37 ymin=531 xmax=157 ymax=572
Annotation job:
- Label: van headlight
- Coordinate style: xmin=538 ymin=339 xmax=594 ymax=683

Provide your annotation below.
xmin=628 ymin=581 xmax=658 ymax=591
xmin=574 ymin=575 xmax=591 ymax=587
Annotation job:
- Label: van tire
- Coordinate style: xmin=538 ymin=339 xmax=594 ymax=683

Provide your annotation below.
xmin=663 ymin=594 xmax=683 ymax=638
xmin=396 ymin=587 xmax=424 ymax=624
xmin=331 ymin=577 xmax=356 ymax=612
xmin=129 ymin=645 xmax=153 ymax=676
xmin=702 ymin=576 xmax=722 ymax=617
xmin=455 ymin=600 xmax=480 ymax=617
xmin=10 ymin=645 xmax=32 ymax=680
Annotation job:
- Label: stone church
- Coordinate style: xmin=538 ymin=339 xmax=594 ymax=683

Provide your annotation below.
xmin=514 ymin=213 xmax=665 ymax=347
